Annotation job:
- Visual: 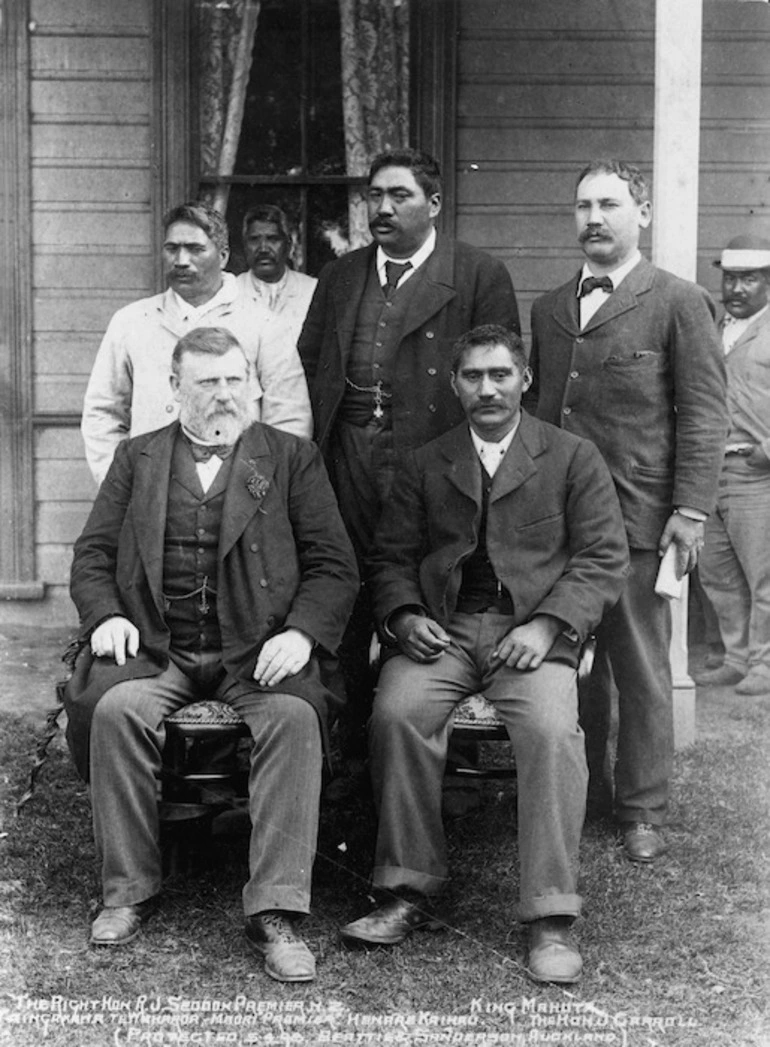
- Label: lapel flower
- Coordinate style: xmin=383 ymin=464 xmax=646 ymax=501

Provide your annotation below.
xmin=245 ymin=459 xmax=270 ymax=505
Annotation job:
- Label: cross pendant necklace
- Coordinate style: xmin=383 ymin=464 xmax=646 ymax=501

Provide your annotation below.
xmin=373 ymin=381 xmax=385 ymax=419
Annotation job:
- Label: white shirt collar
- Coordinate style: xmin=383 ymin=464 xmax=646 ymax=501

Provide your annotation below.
xmin=168 ymin=272 xmax=237 ymax=322
xmin=579 ymin=250 xmax=642 ymax=295
xmin=248 ymin=267 xmax=290 ymax=309
xmin=376 ymin=227 xmax=437 ymax=287
xmin=469 ymin=419 xmax=519 ymax=477
xmin=722 ymin=303 xmax=769 ymax=352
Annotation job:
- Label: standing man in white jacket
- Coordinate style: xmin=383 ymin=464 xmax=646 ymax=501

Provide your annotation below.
xmin=82 ymin=202 xmax=312 ymax=485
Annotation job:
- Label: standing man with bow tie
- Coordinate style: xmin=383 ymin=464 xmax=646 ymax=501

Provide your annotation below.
xmin=64 ymin=326 xmax=358 ymax=980
xmin=298 ymin=149 xmax=519 ymax=777
xmin=528 ymin=159 xmax=727 ymax=862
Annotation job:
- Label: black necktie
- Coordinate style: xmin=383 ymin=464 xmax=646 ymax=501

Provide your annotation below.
xmin=384 ymin=260 xmax=412 ymax=297
xmin=187 ymin=440 xmax=234 ymax=463
xmin=579 ymin=275 xmax=613 ymax=297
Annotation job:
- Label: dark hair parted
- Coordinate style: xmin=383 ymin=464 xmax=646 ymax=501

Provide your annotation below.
xmin=171 ymin=327 xmax=249 ymax=376
xmin=163 ymin=202 xmax=230 ymax=253
xmin=575 ymin=159 xmax=650 ymax=206
xmin=368 ymin=148 xmax=442 ymax=199
xmin=451 ymin=324 xmax=528 ymax=374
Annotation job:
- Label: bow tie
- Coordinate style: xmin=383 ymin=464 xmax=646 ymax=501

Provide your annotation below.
xmin=187 ymin=440 xmax=234 ymax=463
xmin=579 ymin=275 xmax=614 ymax=297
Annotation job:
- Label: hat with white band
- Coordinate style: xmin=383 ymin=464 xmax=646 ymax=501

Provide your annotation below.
xmin=714 ymin=234 xmax=770 ymax=271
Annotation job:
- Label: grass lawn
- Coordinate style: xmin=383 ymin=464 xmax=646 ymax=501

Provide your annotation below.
xmin=0 ymin=684 xmax=768 ymax=1047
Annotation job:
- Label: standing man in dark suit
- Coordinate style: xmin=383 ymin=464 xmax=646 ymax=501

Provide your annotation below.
xmin=63 ymin=327 xmax=358 ymax=982
xmin=529 ymin=159 xmax=727 ymax=862
xmin=298 ymin=148 xmax=519 ymax=767
xmin=340 ymin=325 xmax=628 ymax=983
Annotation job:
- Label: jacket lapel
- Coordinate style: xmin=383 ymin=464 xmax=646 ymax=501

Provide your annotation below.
xmin=332 ymin=235 xmax=458 ymax=350
xmin=220 ymin=425 xmax=276 ymax=559
xmin=489 ymin=413 xmax=542 ymax=504
xmin=552 ymin=272 xmax=582 ymax=336
xmin=551 ymin=256 xmax=656 ymax=336
xmin=398 ymin=235 xmax=457 ymax=339
xmin=331 ymin=245 xmax=377 ymax=366
xmin=439 ymin=425 xmax=483 ymax=504
xmin=581 ymin=255 xmax=655 ymax=334
xmin=727 ymin=307 xmax=770 ymax=353
xmin=130 ymin=425 xmax=176 ymax=614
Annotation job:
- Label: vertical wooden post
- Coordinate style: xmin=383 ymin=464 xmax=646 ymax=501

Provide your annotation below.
xmin=652 ymin=0 xmax=704 ymax=749
xmin=0 ymin=0 xmax=40 ymax=598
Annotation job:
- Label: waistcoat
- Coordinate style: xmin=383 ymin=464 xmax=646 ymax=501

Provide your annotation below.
xmin=339 ymin=261 xmax=425 ymax=427
xmin=162 ymin=437 xmax=233 ymax=651
xmin=457 ymin=461 xmax=514 ymax=614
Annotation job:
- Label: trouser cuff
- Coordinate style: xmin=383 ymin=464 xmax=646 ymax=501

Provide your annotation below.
xmin=243 ymin=884 xmax=311 ymax=918
xmin=372 ymin=865 xmax=447 ymax=897
xmin=516 ymin=893 xmax=582 ymax=923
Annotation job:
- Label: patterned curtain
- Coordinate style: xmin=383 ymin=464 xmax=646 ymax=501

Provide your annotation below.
xmin=339 ymin=0 xmax=410 ymax=249
xmin=197 ymin=0 xmax=262 ymax=215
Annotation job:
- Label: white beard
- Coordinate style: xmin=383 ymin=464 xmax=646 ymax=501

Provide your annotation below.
xmin=181 ymin=402 xmax=251 ymax=445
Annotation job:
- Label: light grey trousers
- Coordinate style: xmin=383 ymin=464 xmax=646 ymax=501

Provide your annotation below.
xmin=89 ymin=656 xmax=322 ymax=916
xmin=368 ymin=611 xmax=587 ymax=922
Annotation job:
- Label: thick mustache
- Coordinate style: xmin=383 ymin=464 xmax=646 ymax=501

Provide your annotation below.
xmin=579 ymin=228 xmax=609 ymax=242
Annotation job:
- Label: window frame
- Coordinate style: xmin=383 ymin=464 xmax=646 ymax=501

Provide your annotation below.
xmin=157 ymin=0 xmax=459 ymax=265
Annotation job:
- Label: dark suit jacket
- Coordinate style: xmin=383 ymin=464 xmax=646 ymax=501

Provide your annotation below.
xmin=528 ymin=257 xmax=728 ymax=549
xmin=64 ymin=421 xmax=359 ymax=779
xmin=298 ymin=234 xmax=520 ymax=456
xmin=369 ymin=413 xmax=629 ymax=663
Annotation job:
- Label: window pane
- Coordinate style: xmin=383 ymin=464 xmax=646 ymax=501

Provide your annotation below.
xmin=306 ymin=184 xmax=353 ymax=273
xmin=307 ymin=0 xmax=346 ymax=176
xmin=229 ymin=0 xmax=345 ymax=178
xmin=222 ymin=183 xmax=352 ymax=278
xmin=234 ymin=0 xmax=303 ymax=176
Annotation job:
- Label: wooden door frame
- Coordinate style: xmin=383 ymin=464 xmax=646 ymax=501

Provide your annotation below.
xmin=0 ymin=0 xmax=40 ymax=598
xmin=411 ymin=0 xmax=459 ymax=236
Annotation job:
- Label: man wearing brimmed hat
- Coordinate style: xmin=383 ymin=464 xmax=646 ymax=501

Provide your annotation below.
xmin=695 ymin=234 xmax=770 ymax=695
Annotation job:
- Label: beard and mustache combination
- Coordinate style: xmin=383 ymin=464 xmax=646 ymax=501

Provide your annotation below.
xmin=181 ymin=397 xmax=256 ymax=446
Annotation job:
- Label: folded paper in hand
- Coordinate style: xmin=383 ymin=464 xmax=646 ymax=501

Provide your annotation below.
xmin=654 ymin=544 xmax=682 ymax=601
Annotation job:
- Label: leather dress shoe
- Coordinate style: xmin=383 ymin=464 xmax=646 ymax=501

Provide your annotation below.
xmin=527 ymin=917 xmax=582 ymax=984
xmin=735 ymin=672 xmax=770 ymax=696
xmin=245 ymin=911 xmax=316 ymax=982
xmin=340 ymin=893 xmax=441 ymax=946
xmin=693 ymin=665 xmax=745 ymax=687
xmin=622 ymin=822 xmax=667 ymax=863
xmin=90 ymin=899 xmax=155 ymax=946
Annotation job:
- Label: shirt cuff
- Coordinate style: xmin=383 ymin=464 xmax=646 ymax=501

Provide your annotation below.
xmin=674 ymin=506 xmax=708 ymax=522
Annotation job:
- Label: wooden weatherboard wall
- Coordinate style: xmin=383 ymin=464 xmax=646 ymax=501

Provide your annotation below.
xmin=23 ymin=0 xmax=155 ymax=624
xmin=2 ymin=0 xmax=769 ymax=627
xmin=454 ymin=0 xmax=770 ymax=343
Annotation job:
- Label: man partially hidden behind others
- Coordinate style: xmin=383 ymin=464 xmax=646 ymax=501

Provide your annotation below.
xmin=696 ymin=234 xmax=770 ymax=696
